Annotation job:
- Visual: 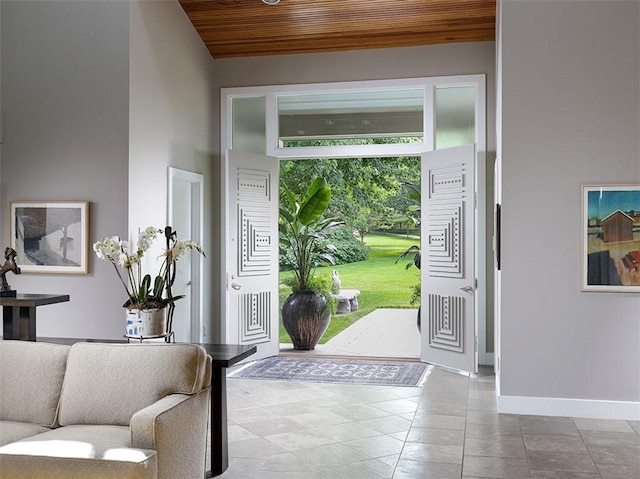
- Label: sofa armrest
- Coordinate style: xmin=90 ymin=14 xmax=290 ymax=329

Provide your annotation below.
xmin=130 ymin=388 xmax=210 ymax=479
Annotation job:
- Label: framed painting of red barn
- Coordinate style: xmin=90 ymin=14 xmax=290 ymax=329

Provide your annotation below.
xmin=582 ymin=185 xmax=640 ymax=292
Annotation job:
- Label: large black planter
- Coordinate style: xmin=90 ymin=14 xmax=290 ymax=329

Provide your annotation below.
xmin=281 ymin=290 xmax=331 ymax=350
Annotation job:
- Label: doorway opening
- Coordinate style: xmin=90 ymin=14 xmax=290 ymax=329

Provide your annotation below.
xmin=222 ymin=75 xmax=488 ymax=374
xmin=278 ymin=155 xmax=422 ymax=360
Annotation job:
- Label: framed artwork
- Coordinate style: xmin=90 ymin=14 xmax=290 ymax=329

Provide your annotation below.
xmin=582 ymin=185 xmax=640 ymax=292
xmin=10 ymin=201 xmax=89 ymax=274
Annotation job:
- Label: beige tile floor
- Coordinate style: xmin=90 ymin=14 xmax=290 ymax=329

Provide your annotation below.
xmin=213 ymin=367 xmax=640 ymax=478
xmin=208 ymin=310 xmax=639 ymax=478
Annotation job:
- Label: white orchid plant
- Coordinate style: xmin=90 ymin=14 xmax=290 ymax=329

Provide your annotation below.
xmin=93 ymin=226 xmax=205 ymax=311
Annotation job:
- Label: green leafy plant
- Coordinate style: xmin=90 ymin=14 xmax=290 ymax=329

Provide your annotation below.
xmin=279 ymin=177 xmax=343 ymax=292
xmin=409 ymin=282 xmax=421 ymax=306
xmin=395 ymin=181 xmax=422 ymax=303
xmin=282 ymin=272 xmax=336 ymax=314
xmin=280 ymin=226 xmax=369 ymax=270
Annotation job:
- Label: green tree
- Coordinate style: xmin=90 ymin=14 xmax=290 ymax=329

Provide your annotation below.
xmin=280 ymin=139 xmax=421 ymax=244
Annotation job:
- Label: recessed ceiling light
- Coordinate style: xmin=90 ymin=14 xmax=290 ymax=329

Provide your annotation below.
xmin=262 ymin=0 xmax=280 ymax=5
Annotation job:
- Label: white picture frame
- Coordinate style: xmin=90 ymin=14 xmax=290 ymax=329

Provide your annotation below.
xmin=10 ymin=201 xmax=89 ymax=274
xmin=581 ymin=185 xmax=640 ymax=292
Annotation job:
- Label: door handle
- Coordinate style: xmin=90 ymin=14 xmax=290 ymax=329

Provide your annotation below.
xmin=459 ymin=285 xmax=474 ymax=294
xmin=231 ymin=283 xmax=242 ymax=290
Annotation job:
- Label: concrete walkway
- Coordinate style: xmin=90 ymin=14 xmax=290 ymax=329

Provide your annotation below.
xmin=280 ymin=308 xmax=421 ymax=359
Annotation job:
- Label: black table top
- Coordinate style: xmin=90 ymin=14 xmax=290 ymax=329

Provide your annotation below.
xmin=35 ymin=337 xmax=256 ymax=366
xmin=199 ymin=343 xmax=257 ymax=367
xmin=0 ymin=294 xmax=70 ymax=307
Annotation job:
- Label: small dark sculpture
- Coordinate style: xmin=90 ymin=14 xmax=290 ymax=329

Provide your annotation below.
xmin=0 ymin=247 xmax=21 ymax=297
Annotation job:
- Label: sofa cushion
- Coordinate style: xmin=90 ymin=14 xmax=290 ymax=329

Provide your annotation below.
xmin=58 ymin=343 xmax=209 ymax=426
xmin=0 ymin=425 xmax=156 ymax=479
xmin=0 ymin=341 xmax=70 ymax=427
xmin=0 ymin=421 xmax=52 ymax=447
xmin=0 ymin=424 xmax=131 ymax=457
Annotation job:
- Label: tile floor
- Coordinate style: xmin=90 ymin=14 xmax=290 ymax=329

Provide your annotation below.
xmin=213 ymin=366 xmax=640 ymax=479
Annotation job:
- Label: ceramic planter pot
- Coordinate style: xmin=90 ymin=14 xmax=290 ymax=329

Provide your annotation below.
xmin=281 ymin=290 xmax=331 ymax=350
xmin=125 ymin=307 xmax=166 ymax=338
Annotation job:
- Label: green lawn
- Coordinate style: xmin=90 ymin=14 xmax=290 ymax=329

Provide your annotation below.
xmin=279 ymin=233 xmax=420 ymax=344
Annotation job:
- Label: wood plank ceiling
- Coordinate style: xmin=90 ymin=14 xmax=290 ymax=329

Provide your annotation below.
xmin=179 ymin=0 xmax=496 ymax=59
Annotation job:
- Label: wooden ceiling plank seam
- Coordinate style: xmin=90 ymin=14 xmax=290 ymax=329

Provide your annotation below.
xmin=198 ymin=22 xmax=496 ymax=45
xmin=194 ymin=16 xmax=496 ymax=37
xmin=209 ymin=34 xmax=495 ymax=59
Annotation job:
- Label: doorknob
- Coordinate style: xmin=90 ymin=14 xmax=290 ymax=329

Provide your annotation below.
xmin=231 ymin=283 xmax=242 ymax=290
xmin=186 ymin=281 xmax=192 ymax=286
xmin=459 ymin=285 xmax=474 ymax=294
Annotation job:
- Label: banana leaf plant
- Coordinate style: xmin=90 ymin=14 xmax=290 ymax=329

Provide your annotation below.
xmin=395 ymin=181 xmax=422 ymax=329
xmin=279 ymin=178 xmax=343 ymax=292
xmin=395 ymin=181 xmax=422 ymax=270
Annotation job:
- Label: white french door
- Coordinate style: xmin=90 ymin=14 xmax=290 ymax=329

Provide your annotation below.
xmin=421 ymin=144 xmax=477 ymax=373
xmin=226 ymin=151 xmax=280 ymax=360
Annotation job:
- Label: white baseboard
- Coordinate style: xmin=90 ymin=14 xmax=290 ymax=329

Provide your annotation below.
xmin=497 ymin=395 xmax=640 ymax=421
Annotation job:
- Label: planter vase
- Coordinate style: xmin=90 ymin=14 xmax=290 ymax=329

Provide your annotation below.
xmin=281 ymin=290 xmax=331 ymax=350
xmin=125 ymin=307 xmax=166 ymax=338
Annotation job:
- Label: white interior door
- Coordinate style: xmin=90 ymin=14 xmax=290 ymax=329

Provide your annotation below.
xmin=168 ymin=167 xmax=204 ymax=343
xmin=421 ymin=144 xmax=477 ymax=373
xmin=226 ymin=150 xmax=280 ymax=360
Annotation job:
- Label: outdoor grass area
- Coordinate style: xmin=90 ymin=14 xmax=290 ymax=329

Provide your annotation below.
xmin=279 ymin=233 xmax=420 ymax=344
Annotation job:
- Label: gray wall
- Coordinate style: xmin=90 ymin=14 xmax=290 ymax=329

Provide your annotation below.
xmin=129 ymin=0 xmax=217 ymax=341
xmin=212 ymin=42 xmax=497 ymax=352
xmin=0 ymin=1 xmax=130 ymax=339
xmin=0 ymin=0 xmax=217 ymax=340
xmin=0 ymin=1 xmax=3 ymax=184
xmin=499 ymin=0 xmax=640 ymax=402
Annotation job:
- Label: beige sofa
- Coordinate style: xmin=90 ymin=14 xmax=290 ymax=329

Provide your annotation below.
xmin=0 ymin=340 xmax=212 ymax=479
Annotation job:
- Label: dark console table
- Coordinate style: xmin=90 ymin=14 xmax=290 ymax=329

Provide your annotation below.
xmin=33 ymin=337 xmax=256 ymax=478
xmin=203 ymin=343 xmax=257 ymax=477
xmin=1 ymin=294 xmax=70 ymax=341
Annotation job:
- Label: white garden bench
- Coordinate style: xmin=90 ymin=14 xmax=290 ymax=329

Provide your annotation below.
xmin=332 ymin=289 xmax=360 ymax=314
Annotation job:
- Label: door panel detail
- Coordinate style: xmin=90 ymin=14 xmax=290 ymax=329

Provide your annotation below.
xmin=428 ymin=294 xmax=465 ymax=353
xmin=427 ymin=203 xmax=463 ymax=278
xmin=239 ymin=291 xmax=271 ymax=344
xmin=426 ymin=163 xmax=467 ymax=279
xmin=428 ymin=165 xmax=465 ymax=198
xmin=421 ymin=145 xmax=476 ymax=373
xmin=228 ymin=151 xmax=279 ymax=360
xmin=238 ymin=168 xmax=271 ymax=200
xmin=237 ymin=168 xmax=272 ymax=277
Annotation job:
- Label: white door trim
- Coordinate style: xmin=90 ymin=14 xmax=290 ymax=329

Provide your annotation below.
xmin=168 ymin=167 xmax=204 ymax=343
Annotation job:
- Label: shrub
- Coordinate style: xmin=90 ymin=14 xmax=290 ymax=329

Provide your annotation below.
xmin=320 ymin=226 xmax=369 ymax=265
xmin=281 ymin=271 xmax=336 ymax=314
xmin=279 ymin=226 xmax=368 ymax=270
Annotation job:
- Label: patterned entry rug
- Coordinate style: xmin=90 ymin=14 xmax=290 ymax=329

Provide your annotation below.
xmin=229 ymin=357 xmax=429 ymax=387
